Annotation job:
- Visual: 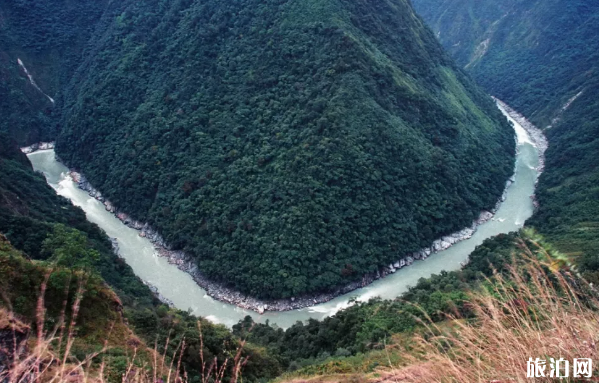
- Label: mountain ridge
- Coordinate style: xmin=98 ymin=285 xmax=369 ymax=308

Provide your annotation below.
xmin=55 ymin=0 xmax=515 ymax=299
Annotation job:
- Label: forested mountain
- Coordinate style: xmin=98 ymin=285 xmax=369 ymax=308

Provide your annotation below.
xmin=412 ymin=0 xmax=599 ymax=125
xmin=0 ymin=1 xmax=284 ymax=376
xmin=2 ymin=0 xmax=599 ymax=381
xmin=55 ymin=0 xmax=515 ymax=299
xmin=0 ymin=0 xmax=108 ymax=144
xmin=411 ymin=0 xmax=599 ymax=284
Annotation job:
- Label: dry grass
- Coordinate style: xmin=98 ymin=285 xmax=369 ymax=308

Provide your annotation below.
xmin=0 ymin=272 xmax=250 ymax=383
xmin=375 ymin=242 xmax=599 ymax=383
xmin=278 ymin=239 xmax=599 ymax=383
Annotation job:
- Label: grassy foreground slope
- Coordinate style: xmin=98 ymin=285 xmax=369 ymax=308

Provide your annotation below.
xmin=0 ymin=235 xmax=281 ymax=382
xmin=412 ymin=0 xmax=599 ymax=284
xmin=57 ymin=0 xmax=515 ymax=299
xmin=275 ymin=236 xmax=596 ymax=383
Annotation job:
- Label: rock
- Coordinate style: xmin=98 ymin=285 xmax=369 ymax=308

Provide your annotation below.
xmin=104 ymin=200 xmax=115 ymax=212
xmin=38 ymin=142 xmax=54 ymax=150
xmin=20 ymin=141 xmax=55 ymax=154
xmin=476 ymin=211 xmax=494 ymax=225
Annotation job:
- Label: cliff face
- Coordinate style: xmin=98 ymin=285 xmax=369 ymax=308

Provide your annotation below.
xmin=412 ymin=0 xmax=599 ymax=286
xmin=55 ymin=0 xmax=515 ymax=299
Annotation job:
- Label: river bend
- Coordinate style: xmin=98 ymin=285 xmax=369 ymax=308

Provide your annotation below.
xmin=27 ymin=104 xmax=540 ymax=328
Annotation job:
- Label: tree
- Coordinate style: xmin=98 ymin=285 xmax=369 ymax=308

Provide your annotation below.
xmin=42 ymin=224 xmax=100 ymax=270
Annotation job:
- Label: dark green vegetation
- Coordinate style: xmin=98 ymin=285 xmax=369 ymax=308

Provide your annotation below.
xmin=0 ymin=233 xmax=140 ymax=374
xmin=56 ymin=0 xmax=514 ymax=298
xmin=411 ymin=0 xmax=599 ymax=124
xmin=0 ymin=0 xmax=520 ymax=379
xmin=6 ymin=0 xmax=599 ymax=379
xmin=0 ymin=135 xmax=282 ymax=380
xmin=530 ymin=80 xmax=599 ymax=285
xmin=0 ymin=0 xmax=110 ymax=145
xmin=0 ymin=133 xmax=153 ymax=305
xmin=233 ymin=233 xmax=520 ymax=370
xmin=411 ymin=0 xmax=599 ymax=288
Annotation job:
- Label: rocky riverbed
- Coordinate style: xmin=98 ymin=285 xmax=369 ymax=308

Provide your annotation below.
xmin=495 ymin=98 xmax=548 ymax=173
xmin=20 ymin=142 xmax=55 ymax=154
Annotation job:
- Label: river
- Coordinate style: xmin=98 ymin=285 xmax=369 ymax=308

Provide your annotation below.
xmin=27 ymin=105 xmax=540 ymax=329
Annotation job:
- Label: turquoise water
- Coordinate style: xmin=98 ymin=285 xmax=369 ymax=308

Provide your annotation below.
xmin=28 ymin=106 xmax=539 ymax=328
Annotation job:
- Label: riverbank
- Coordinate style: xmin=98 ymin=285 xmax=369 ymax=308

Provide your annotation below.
xmin=495 ymin=98 xmax=548 ymax=209
xmin=21 ymin=142 xmax=55 ymax=154
xmin=495 ymin=98 xmax=548 ymax=173
xmin=22 ymin=115 xmax=536 ymax=314
xmin=70 ymin=171 xmax=513 ymax=313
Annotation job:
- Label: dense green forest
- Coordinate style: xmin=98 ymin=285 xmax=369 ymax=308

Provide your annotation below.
xmin=529 ymin=79 xmax=599 ymax=284
xmin=6 ymin=0 xmax=599 ymax=379
xmin=0 ymin=132 xmax=524 ymax=377
xmin=0 ymin=0 xmax=110 ymax=145
xmin=412 ymin=0 xmax=599 ymax=125
xmin=411 ymin=0 xmax=599 ymax=288
xmin=0 ymin=0 xmax=521 ymax=378
xmin=55 ymin=0 xmax=515 ymax=298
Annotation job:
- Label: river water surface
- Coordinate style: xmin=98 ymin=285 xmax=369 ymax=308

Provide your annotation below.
xmin=28 ymin=106 xmax=540 ymax=328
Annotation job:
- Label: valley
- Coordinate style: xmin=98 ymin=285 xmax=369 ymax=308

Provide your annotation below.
xmin=27 ymin=101 xmax=541 ymax=327
xmin=2 ymin=0 xmax=598 ymax=381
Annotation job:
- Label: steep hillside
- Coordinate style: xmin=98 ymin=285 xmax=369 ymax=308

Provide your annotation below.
xmin=412 ymin=0 xmax=599 ymax=125
xmin=273 ymin=236 xmax=595 ymax=383
xmin=0 ymin=133 xmax=154 ymax=306
xmin=57 ymin=0 xmax=515 ymax=299
xmin=0 ymin=234 xmax=140 ymax=356
xmin=411 ymin=0 xmax=599 ymax=287
xmin=0 ymin=0 xmax=109 ymax=144
xmin=0 ymin=236 xmax=281 ymax=382
xmin=529 ymin=80 xmax=599 ymax=284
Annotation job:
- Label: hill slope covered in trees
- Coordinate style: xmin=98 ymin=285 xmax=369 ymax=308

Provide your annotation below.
xmin=0 ymin=0 xmax=110 ymax=145
xmin=411 ymin=0 xmax=599 ymax=285
xmin=55 ymin=0 xmax=515 ymax=299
